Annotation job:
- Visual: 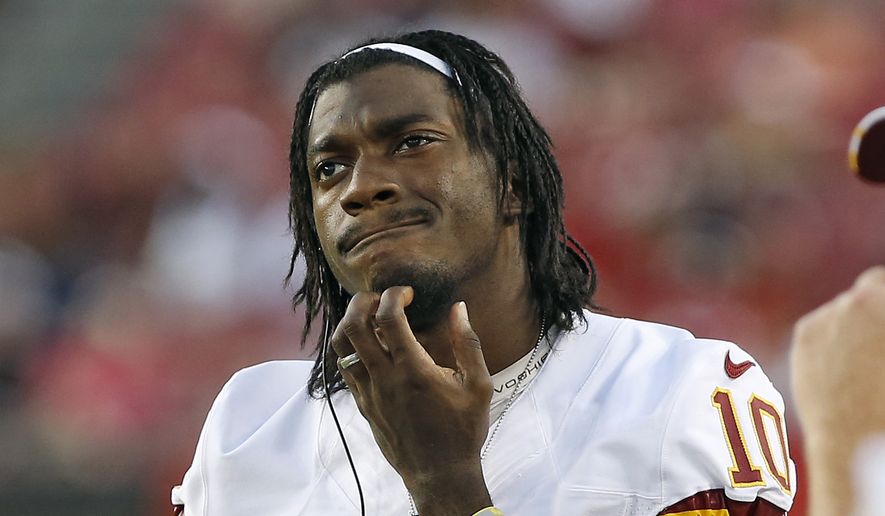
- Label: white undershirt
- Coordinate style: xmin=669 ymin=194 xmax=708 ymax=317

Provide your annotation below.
xmin=488 ymin=328 xmax=555 ymax=422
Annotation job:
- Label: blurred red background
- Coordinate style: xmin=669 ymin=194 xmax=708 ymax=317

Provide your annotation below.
xmin=1 ymin=0 xmax=883 ymax=513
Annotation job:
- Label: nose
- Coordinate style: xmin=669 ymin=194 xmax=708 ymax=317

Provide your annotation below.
xmin=339 ymin=156 xmax=401 ymax=216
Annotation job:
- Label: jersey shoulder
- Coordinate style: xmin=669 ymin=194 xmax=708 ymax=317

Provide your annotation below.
xmin=567 ymin=312 xmax=754 ymax=398
xmin=656 ymin=335 xmax=795 ymax=512
xmin=172 ymin=360 xmax=318 ymax=515
xmin=209 ymin=359 xmax=317 ymax=450
xmin=562 ymin=313 xmax=795 ymax=512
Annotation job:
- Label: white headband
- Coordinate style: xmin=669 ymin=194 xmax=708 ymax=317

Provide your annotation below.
xmin=341 ymin=42 xmax=456 ymax=82
xmin=309 ymin=43 xmax=458 ymax=126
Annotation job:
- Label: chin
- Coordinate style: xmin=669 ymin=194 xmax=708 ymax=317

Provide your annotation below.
xmin=369 ymin=261 xmax=457 ymax=332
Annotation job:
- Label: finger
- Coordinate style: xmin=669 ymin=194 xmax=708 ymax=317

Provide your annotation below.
xmin=329 ymin=327 xmax=368 ymax=389
xmin=792 ymin=299 xmax=828 ymax=344
xmin=328 ymin=315 xmax=355 ymax=360
xmin=852 ymin=266 xmax=885 ymax=311
xmin=328 ymin=294 xmax=374 ymax=385
xmin=337 ymin=292 xmax=391 ymax=374
xmin=337 ymin=354 xmax=364 ymax=400
xmin=855 ymin=265 xmax=885 ymax=289
xmin=329 ymin=292 xmax=380 ymax=364
xmin=449 ymin=302 xmax=491 ymax=394
xmin=374 ymin=286 xmax=430 ymax=364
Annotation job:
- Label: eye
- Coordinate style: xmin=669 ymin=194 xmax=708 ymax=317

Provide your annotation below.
xmin=394 ymin=134 xmax=435 ymax=153
xmin=315 ymin=161 xmax=348 ymax=180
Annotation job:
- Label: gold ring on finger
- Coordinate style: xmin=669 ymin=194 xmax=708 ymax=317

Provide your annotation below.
xmin=337 ymin=352 xmax=361 ymax=370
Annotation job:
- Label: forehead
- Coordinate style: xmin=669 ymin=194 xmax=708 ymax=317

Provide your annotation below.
xmin=308 ymin=63 xmax=461 ymax=145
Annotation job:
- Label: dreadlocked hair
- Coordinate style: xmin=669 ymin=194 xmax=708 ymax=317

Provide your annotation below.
xmin=285 ymin=30 xmax=599 ymax=399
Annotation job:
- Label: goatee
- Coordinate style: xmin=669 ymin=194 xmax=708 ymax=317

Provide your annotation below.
xmin=371 ymin=263 xmax=456 ymax=332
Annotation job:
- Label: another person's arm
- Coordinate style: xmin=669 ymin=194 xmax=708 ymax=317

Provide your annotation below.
xmin=791 ymin=266 xmax=885 ymax=516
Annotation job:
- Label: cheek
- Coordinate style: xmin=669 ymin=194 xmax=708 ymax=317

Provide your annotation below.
xmin=439 ymin=164 xmax=499 ymax=228
xmin=312 ymin=195 xmax=340 ymax=258
xmin=312 ymin=203 xmax=354 ymax=287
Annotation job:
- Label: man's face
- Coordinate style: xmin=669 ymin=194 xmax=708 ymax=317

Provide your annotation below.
xmin=306 ymin=63 xmax=505 ymax=328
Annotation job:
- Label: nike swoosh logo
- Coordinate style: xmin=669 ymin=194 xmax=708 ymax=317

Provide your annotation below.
xmin=724 ymin=351 xmax=755 ymax=379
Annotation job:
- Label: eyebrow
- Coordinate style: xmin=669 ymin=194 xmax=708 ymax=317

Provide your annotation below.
xmin=307 ymin=112 xmax=439 ymax=158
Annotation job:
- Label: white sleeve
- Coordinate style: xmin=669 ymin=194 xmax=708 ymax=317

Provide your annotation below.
xmin=170 ymin=380 xmax=232 ymax=516
xmin=659 ymin=340 xmax=796 ymax=513
xmin=168 ymin=360 xmax=315 ymax=515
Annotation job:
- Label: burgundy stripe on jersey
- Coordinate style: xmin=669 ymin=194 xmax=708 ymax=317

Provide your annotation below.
xmin=659 ymin=488 xmax=786 ymax=515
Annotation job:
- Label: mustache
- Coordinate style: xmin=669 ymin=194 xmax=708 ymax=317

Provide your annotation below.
xmin=335 ymin=206 xmax=433 ymax=255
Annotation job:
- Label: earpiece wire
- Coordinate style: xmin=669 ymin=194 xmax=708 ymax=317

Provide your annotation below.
xmin=322 ymin=316 xmax=367 ymax=515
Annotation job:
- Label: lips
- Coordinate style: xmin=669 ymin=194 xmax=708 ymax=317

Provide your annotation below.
xmin=341 ymin=219 xmax=428 ymax=254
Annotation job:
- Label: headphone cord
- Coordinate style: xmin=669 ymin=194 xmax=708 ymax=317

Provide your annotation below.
xmin=322 ymin=320 xmax=367 ymax=516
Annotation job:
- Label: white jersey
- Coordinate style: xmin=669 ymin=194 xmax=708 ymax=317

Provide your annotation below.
xmin=172 ymin=311 xmax=795 ymax=515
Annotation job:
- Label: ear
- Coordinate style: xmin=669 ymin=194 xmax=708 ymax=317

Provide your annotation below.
xmin=504 ymin=164 xmax=533 ymax=219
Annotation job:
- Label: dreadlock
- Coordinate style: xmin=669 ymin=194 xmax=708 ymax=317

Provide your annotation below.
xmin=285 ymin=30 xmax=599 ymax=399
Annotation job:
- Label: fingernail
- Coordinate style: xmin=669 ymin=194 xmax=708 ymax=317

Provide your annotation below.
xmin=400 ymin=285 xmax=414 ymax=304
xmin=457 ymin=301 xmax=468 ymax=320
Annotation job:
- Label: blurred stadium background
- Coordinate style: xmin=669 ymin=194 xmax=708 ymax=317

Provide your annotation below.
xmin=1 ymin=0 xmax=884 ymax=514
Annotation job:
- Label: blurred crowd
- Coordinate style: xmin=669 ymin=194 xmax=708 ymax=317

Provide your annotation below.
xmin=1 ymin=0 xmax=883 ymax=514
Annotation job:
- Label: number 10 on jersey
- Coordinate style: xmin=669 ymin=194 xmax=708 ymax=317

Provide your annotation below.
xmin=711 ymin=388 xmax=791 ymax=493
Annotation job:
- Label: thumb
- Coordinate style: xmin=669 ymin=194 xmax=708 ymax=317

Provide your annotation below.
xmin=450 ymin=302 xmax=491 ymax=389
